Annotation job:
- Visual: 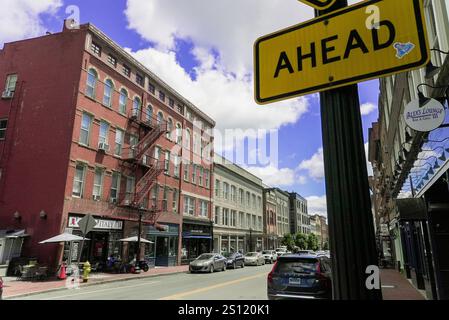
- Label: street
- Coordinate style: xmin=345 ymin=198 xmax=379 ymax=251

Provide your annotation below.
xmin=11 ymin=264 xmax=272 ymax=300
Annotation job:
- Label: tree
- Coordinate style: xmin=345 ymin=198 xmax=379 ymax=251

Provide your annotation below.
xmin=306 ymin=233 xmax=319 ymax=251
xmin=294 ymin=233 xmax=307 ymax=250
xmin=281 ymin=234 xmax=295 ymax=251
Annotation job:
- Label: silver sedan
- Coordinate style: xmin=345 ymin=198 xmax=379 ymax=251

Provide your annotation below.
xmin=189 ymin=253 xmax=227 ymax=273
xmin=244 ymin=252 xmax=265 ymax=266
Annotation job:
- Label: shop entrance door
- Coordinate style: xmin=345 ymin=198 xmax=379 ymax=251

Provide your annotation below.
xmin=155 ymin=236 xmax=168 ymax=266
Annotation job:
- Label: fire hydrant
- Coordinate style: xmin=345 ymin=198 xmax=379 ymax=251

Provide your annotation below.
xmin=83 ymin=261 xmax=91 ymax=283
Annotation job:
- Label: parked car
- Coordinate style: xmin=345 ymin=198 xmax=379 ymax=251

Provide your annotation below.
xmin=244 ymin=252 xmax=265 ymax=266
xmin=189 ymin=253 xmax=227 ymax=273
xmin=267 ymin=254 xmax=332 ymax=300
xmin=224 ymin=252 xmax=245 ymax=269
xmin=262 ymin=250 xmax=277 ymax=263
xmin=275 ymin=248 xmax=287 ymax=259
xmin=297 ymin=250 xmax=317 ymax=256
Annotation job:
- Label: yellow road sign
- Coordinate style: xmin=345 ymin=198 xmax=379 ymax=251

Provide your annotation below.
xmin=298 ymin=0 xmax=336 ymax=10
xmin=254 ymin=0 xmax=429 ymax=105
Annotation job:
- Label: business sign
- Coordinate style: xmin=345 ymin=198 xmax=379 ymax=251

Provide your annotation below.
xmin=68 ymin=215 xmax=123 ymax=231
xmin=404 ymin=98 xmax=446 ymax=132
xmin=254 ymin=0 xmax=429 ymax=104
xmin=298 ymin=0 xmax=336 ymax=10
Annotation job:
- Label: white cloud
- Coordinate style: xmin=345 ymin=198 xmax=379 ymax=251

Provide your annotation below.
xmin=128 ymin=47 xmax=308 ymax=140
xmin=360 ymin=102 xmax=377 ymax=116
xmin=125 ymin=0 xmax=315 ymax=76
xmin=306 ymin=195 xmax=327 ymax=218
xmin=0 ymin=0 xmax=62 ymax=46
xmin=245 ymin=165 xmax=296 ymax=187
xmin=298 ymin=148 xmax=325 ymax=180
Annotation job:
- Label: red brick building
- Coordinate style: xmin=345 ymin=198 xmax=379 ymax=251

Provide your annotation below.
xmin=0 ymin=21 xmax=215 ymax=269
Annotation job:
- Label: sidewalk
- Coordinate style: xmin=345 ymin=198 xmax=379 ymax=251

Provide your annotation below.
xmin=380 ymin=269 xmax=426 ymax=300
xmin=2 ymin=265 xmax=189 ymax=299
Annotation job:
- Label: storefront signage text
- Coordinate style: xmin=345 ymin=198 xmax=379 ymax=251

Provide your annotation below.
xmin=68 ymin=216 xmax=123 ymax=230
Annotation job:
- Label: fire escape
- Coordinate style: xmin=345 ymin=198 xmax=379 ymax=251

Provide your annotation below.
xmin=120 ymin=107 xmax=168 ymax=224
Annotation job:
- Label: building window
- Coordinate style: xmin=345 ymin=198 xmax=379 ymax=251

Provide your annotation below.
xmin=172 ymin=189 xmax=178 ymax=213
xmin=98 ymin=120 xmax=109 ymax=146
xmin=114 ymin=128 xmax=124 ymax=156
xmin=0 ymin=119 xmax=7 ymax=140
xmin=79 ymin=112 xmax=93 ymax=146
xmin=110 ymin=172 xmax=120 ymax=203
xmin=91 ymin=41 xmax=101 ymax=56
xmin=164 ymin=151 xmax=170 ymax=174
xmin=103 ymin=79 xmax=114 ymax=107
xmin=135 ymin=73 xmax=144 ymax=86
xmin=223 ymin=182 xmax=229 ymax=200
xmin=129 ymin=134 xmax=138 ymax=158
xmin=231 ymin=185 xmax=236 ymax=202
xmin=200 ymin=201 xmax=208 ymax=217
xmin=162 ymin=187 xmax=168 ymax=211
xmin=132 ymin=97 xmax=141 ymax=117
xmin=86 ymin=68 xmax=98 ymax=99
xmin=191 ymin=164 xmax=197 ymax=184
xmin=231 ymin=210 xmax=236 ymax=227
xmin=4 ymin=74 xmax=17 ymax=93
xmin=146 ymin=105 xmax=153 ymax=124
xmin=176 ymin=124 xmax=182 ymax=144
xmin=173 ymin=154 xmax=180 ymax=178
xmin=169 ymin=98 xmax=174 ymax=108
xmin=159 ymin=91 xmax=165 ymax=102
xmin=93 ymin=168 xmax=104 ymax=199
xmin=184 ymin=196 xmax=195 ymax=215
xmin=157 ymin=111 xmax=164 ymax=126
xmin=198 ymin=167 xmax=204 ymax=186
xmin=148 ymin=83 xmax=155 ymax=94
xmin=72 ymin=164 xmax=86 ymax=197
xmin=223 ymin=208 xmax=229 ymax=226
xmin=177 ymin=104 xmax=184 ymax=115
xmin=183 ymin=161 xmax=189 ymax=181
xmin=246 ymin=191 xmax=250 ymax=207
xmin=215 ymin=179 xmax=220 ymax=197
xmin=166 ymin=118 xmax=173 ymax=140
xmin=125 ymin=176 xmax=135 ymax=202
xmin=185 ymin=129 xmax=191 ymax=150
xmin=214 ymin=207 xmax=220 ymax=225
xmin=119 ymin=89 xmax=128 ymax=114
xmin=107 ymin=54 xmax=117 ymax=67
xmin=239 ymin=189 xmax=244 ymax=204
xmin=205 ymin=169 xmax=210 ymax=188
xmin=123 ymin=64 xmax=131 ymax=77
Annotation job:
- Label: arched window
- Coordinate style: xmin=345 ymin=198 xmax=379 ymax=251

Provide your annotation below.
xmin=185 ymin=129 xmax=191 ymax=150
xmin=146 ymin=105 xmax=153 ymax=123
xmin=86 ymin=68 xmax=98 ymax=98
xmin=157 ymin=111 xmax=164 ymax=125
xmin=132 ymin=97 xmax=141 ymax=117
xmin=166 ymin=118 xmax=173 ymax=140
xmin=103 ymin=79 xmax=114 ymax=107
xmin=119 ymin=88 xmax=128 ymax=114
xmin=176 ymin=123 xmax=182 ymax=145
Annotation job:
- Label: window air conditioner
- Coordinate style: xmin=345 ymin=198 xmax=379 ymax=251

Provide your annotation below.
xmin=98 ymin=142 xmax=109 ymax=151
xmin=1 ymin=90 xmax=14 ymax=99
xmin=93 ymin=195 xmax=101 ymax=201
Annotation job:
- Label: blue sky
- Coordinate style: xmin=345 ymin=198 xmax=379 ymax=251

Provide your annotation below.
xmin=0 ymin=0 xmax=380 ymax=216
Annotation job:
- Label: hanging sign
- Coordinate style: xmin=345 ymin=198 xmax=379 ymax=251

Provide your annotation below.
xmin=298 ymin=0 xmax=336 ymax=10
xmin=404 ymin=98 xmax=446 ymax=132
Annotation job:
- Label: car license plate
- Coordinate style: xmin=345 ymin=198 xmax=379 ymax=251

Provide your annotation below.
xmin=289 ymin=278 xmax=301 ymax=286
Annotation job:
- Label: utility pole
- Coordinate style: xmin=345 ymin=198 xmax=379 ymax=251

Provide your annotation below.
xmin=316 ymin=0 xmax=382 ymax=300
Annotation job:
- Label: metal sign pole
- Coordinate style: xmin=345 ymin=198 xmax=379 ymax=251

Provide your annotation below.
xmin=316 ymin=0 xmax=382 ymax=300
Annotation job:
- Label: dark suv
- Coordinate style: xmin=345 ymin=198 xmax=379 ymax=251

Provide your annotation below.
xmin=267 ymin=254 xmax=332 ymax=300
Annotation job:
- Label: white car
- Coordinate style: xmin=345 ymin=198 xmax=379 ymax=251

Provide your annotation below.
xmin=275 ymin=248 xmax=287 ymax=259
xmin=261 ymin=250 xmax=277 ymax=263
xmin=244 ymin=252 xmax=265 ymax=266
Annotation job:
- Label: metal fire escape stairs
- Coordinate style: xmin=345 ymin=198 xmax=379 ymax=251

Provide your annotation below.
xmin=121 ymin=109 xmax=168 ymax=224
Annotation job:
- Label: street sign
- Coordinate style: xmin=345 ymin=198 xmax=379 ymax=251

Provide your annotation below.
xmin=254 ymin=0 xmax=429 ymax=104
xmin=298 ymin=0 xmax=336 ymax=10
xmin=77 ymin=215 xmax=97 ymax=236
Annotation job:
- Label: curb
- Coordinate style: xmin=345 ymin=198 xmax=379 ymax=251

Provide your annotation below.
xmin=3 ymin=268 xmax=189 ymax=300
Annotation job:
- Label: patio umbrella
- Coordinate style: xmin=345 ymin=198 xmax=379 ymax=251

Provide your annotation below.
xmin=119 ymin=236 xmax=154 ymax=244
xmin=39 ymin=233 xmax=90 ymax=244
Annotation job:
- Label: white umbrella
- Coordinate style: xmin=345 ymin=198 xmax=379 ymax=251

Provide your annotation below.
xmin=119 ymin=236 xmax=154 ymax=244
xmin=39 ymin=233 xmax=90 ymax=244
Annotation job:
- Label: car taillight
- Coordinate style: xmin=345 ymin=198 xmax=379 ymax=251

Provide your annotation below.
xmin=267 ymin=261 xmax=278 ymax=284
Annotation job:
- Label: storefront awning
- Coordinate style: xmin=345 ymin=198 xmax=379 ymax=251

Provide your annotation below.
xmin=0 ymin=229 xmax=29 ymax=239
xmin=183 ymin=235 xmax=212 ymax=239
